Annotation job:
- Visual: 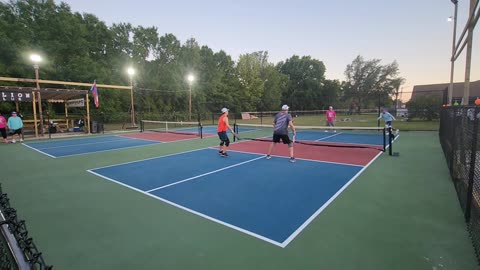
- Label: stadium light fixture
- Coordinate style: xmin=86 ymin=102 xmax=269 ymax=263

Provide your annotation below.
xmin=127 ymin=67 xmax=135 ymax=76
xmin=30 ymin=53 xmax=44 ymax=136
xmin=30 ymin=54 xmax=42 ymax=63
xmin=187 ymin=74 xmax=195 ymax=120
xmin=127 ymin=67 xmax=136 ymax=127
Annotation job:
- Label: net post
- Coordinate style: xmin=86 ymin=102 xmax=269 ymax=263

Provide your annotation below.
xmin=199 ymin=123 xmax=203 ymax=139
xmin=233 ymin=124 xmax=237 ymax=142
xmin=382 ymin=127 xmax=386 ymax=152
xmin=388 ymin=127 xmax=393 ymax=156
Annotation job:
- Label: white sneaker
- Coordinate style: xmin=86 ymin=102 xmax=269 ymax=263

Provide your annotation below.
xmin=20 ymin=139 xmax=23 ymax=142
xmin=12 ymin=140 xmax=15 ymax=143
xmin=266 ymin=155 xmax=271 ymax=160
xmin=395 ymin=129 xmax=399 ymax=135
xmin=333 ymin=130 xmax=337 ymax=133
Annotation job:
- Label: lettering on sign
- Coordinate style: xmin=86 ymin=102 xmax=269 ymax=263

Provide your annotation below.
xmin=1 ymin=91 xmax=32 ymax=102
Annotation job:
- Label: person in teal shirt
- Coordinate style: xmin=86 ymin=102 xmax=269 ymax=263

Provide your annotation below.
xmin=7 ymin=111 xmax=23 ymax=143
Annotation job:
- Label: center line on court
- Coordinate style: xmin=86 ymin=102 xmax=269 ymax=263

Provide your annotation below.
xmin=145 ymin=155 xmax=265 ymax=193
xmin=315 ymin=132 xmax=342 ymax=141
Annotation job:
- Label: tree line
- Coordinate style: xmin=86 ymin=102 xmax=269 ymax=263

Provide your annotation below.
xmin=0 ymin=0 xmax=404 ymax=122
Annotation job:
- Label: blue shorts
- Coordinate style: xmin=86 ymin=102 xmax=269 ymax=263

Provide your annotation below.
xmin=386 ymin=121 xmax=392 ymax=127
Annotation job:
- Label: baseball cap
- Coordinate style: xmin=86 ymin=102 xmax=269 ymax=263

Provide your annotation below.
xmin=281 ymin=105 xmax=289 ymax=110
xmin=11 ymin=111 xmax=17 ymax=115
xmin=221 ymin=108 xmax=229 ymax=113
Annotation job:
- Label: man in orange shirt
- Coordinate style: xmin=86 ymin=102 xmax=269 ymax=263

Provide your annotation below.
xmin=217 ymin=108 xmax=237 ymax=157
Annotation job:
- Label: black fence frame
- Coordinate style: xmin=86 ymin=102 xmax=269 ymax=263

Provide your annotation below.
xmin=439 ymin=106 xmax=480 ymax=262
xmin=0 ymin=183 xmax=52 ymax=269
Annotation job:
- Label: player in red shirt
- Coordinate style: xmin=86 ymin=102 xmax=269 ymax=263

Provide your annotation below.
xmin=217 ymin=108 xmax=237 ymax=157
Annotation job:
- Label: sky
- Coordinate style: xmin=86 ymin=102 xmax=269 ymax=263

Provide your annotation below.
xmin=57 ymin=0 xmax=479 ymax=101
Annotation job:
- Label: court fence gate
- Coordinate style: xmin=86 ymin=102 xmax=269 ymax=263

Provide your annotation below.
xmin=439 ymin=106 xmax=480 ymax=263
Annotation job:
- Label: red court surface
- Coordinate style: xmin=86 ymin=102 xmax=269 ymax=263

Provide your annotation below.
xmin=121 ymin=132 xmax=214 ymax=142
xmin=227 ymin=140 xmax=381 ymax=166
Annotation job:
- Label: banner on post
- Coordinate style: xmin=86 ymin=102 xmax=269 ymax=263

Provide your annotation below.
xmin=66 ymin=98 xmax=85 ymax=108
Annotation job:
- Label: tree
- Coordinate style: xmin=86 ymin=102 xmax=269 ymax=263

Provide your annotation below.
xmin=344 ymin=55 xmax=404 ymax=113
xmin=277 ymin=55 xmax=326 ymax=110
xmin=406 ymin=96 xmax=442 ymax=120
xmin=235 ymin=52 xmax=267 ymax=111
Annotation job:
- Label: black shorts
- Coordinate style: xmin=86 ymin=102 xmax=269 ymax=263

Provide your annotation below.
xmin=10 ymin=128 xmax=22 ymax=135
xmin=0 ymin=128 xmax=6 ymax=139
xmin=272 ymin=134 xmax=291 ymax=144
xmin=217 ymin=131 xmax=229 ymax=142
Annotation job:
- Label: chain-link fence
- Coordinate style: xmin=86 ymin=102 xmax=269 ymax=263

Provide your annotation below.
xmin=439 ymin=106 xmax=480 ymax=261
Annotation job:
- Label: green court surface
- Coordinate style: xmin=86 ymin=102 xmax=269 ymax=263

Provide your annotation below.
xmin=1 ymin=132 xmax=477 ymax=269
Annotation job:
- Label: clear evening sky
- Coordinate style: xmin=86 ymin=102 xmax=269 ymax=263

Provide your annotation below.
xmin=59 ymin=0 xmax=479 ymax=101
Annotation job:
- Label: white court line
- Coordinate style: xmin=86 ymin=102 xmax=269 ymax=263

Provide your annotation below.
xmin=217 ymin=148 xmax=364 ymax=168
xmin=87 ymin=169 xmax=284 ymax=247
xmin=21 ymin=143 xmax=57 ymax=158
xmin=35 ymin=134 xmax=210 ymax=159
xmin=315 ymin=132 xmax=342 ymax=141
xmin=280 ymin=150 xmax=384 ymax=247
xmin=33 ymin=137 xmax=138 ymax=150
xmin=55 ymin=142 xmax=162 ymax=158
xmin=89 ymin=147 xmax=211 ymax=171
xmin=146 ymin=155 xmax=265 ymax=193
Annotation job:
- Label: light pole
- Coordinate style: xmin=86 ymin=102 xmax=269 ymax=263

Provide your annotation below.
xmin=30 ymin=54 xmax=44 ymax=136
xmin=187 ymin=74 xmax=195 ymax=121
xmin=448 ymin=0 xmax=459 ymax=105
xmin=127 ymin=67 xmax=136 ymax=127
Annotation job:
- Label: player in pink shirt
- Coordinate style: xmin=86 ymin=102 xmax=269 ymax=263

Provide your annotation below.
xmin=0 ymin=112 xmax=8 ymax=143
xmin=326 ymin=106 xmax=336 ymax=132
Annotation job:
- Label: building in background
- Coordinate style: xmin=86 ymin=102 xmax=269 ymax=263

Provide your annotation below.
xmin=410 ymin=80 xmax=480 ymax=104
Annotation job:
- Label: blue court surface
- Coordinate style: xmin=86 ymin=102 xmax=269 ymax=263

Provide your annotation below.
xmin=88 ymin=148 xmax=370 ymax=247
xmin=23 ymin=136 xmax=160 ymax=158
xmin=201 ymin=126 xmax=220 ymax=134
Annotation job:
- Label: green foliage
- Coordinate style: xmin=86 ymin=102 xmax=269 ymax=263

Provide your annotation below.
xmin=277 ymin=55 xmax=328 ymax=110
xmin=0 ymin=1 xmax=403 ymax=123
xmin=406 ymin=95 xmax=442 ymax=120
xmin=344 ymin=55 xmax=404 ymax=112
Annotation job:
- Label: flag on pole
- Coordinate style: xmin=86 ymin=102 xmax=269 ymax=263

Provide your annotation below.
xmin=90 ymin=80 xmax=99 ymax=108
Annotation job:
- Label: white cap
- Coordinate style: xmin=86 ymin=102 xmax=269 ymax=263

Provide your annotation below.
xmin=329 ymin=106 xmax=333 ymax=110
xmin=281 ymin=105 xmax=289 ymax=110
xmin=221 ymin=108 xmax=229 ymax=113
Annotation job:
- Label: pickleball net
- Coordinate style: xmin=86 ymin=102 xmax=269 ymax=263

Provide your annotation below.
xmin=141 ymin=120 xmax=203 ymax=137
xmin=234 ymin=123 xmax=390 ymax=151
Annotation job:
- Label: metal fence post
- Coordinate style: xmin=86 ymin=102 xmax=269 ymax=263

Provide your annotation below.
xmin=464 ymin=106 xmax=479 ymax=222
